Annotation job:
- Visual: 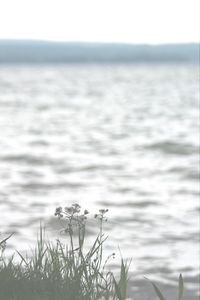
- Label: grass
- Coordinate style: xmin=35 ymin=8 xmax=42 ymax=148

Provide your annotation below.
xmin=0 ymin=204 xmax=184 ymax=300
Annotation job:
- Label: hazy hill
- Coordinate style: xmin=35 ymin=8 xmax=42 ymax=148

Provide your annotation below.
xmin=0 ymin=40 xmax=199 ymax=63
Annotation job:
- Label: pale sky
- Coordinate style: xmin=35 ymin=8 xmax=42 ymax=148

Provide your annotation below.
xmin=0 ymin=0 xmax=199 ymax=44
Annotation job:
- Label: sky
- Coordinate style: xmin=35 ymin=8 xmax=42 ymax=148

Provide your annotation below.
xmin=0 ymin=0 xmax=199 ymax=44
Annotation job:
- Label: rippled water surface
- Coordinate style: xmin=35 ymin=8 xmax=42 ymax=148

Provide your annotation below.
xmin=0 ymin=64 xmax=199 ymax=298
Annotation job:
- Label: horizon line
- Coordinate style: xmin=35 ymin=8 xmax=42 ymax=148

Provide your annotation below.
xmin=0 ymin=38 xmax=199 ymax=46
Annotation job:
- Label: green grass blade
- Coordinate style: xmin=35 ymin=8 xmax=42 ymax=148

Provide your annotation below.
xmin=113 ymin=275 xmax=122 ymax=300
xmin=112 ymin=259 xmax=128 ymax=300
xmin=0 ymin=233 xmax=13 ymax=246
xmin=151 ymin=282 xmax=167 ymax=300
xmin=177 ymin=274 xmax=184 ymax=300
xmin=119 ymin=259 xmax=127 ymax=300
xmin=16 ymin=251 xmax=29 ymax=267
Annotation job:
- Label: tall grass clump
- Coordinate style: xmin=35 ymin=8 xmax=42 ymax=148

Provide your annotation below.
xmin=0 ymin=205 xmax=128 ymax=300
xmin=0 ymin=204 xmax=184 ymax=300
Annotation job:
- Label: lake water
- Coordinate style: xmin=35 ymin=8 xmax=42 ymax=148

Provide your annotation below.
xmin=0 ymin=63 xmax=199 ymax=299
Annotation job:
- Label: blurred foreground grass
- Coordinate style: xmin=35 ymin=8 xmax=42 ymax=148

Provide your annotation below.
xmin=0 ymin=205 xmax=183 ymax=300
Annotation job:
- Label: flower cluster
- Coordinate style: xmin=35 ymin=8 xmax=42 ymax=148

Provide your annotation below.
xmin=54 ymin=204 xmax=109 ymax=238
xmin=94 ymin=209 xmax=109 ymax=221
xmin=55 ymin=204 xmax=88 ymax=218
xmin=54 ymin=207 xmax=63 ymax=218
xmin=54 ymin=204 xmax=89 ymax=235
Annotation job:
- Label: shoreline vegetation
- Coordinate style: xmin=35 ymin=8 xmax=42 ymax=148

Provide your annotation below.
xmin=0 ymin=204 xmax=184 ymax=300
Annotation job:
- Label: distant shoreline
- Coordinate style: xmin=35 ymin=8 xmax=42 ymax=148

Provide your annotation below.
xmin=0 ymin=40 xmax=199 ymax=63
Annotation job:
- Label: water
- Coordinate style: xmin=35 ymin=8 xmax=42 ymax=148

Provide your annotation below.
xmin=0 ymin=63 xmax=199 ymax=298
